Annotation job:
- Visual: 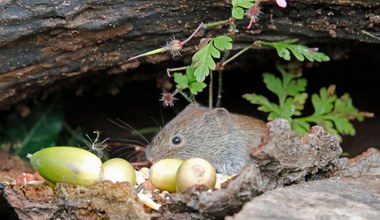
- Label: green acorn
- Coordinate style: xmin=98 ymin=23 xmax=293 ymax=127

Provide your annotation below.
xmin=28 ymin=146 xmax=102 ymax=186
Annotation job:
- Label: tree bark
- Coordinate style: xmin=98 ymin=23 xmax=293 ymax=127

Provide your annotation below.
xmin=0 ymin=0 xmax=379 ymax=109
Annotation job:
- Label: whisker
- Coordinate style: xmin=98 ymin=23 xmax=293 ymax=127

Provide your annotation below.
xmin=150 ymin=116 xmax=163 ymax=130
xmin=120 ymin=150 xmax=146 ymax=163
xmin=159 ymin=105 xmax=165 ymax=127
xmin=108 ymin=118 xmax=150 ymax=145
xmin=109 ymin=147 xmax=141 ymax=161
xmin=137 ymin=152 xmax=147 ymax=161
xmin=110 ymin=144 xmax=144 ymax=156
xmin=110 ymin=150 xmax=131 ymax=159
xmin=108 ymin=138 xmax=147 ymax=147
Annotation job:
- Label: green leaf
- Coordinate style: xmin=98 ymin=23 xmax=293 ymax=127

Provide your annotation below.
xmin=192 ymin=36 xmax=233 ymax=82
xmin=292 ymin=119 xmax=310 ymax=135
xmin=292 ymin=93 xmax=308 ymax=111
xmin=231 ymin=0 xmax=254 ymax=19
xmin=311 ymin=87 xmax=337 ymax=116
xmin=333 ymin=93 xmax=368 ymax=122
xmin=276 ymin=101 xmax=296 ymax=120
xmin=320 ymin=120 xmax=337 ymax=135
xmin=245 ymin=70 xmax=304 ymax=121
xmin=262 ymin=39 xmax=330 ymax=62
xmin=263 ymin=68 xmax=307 ymax=107
xmin=263 ymin=73 xmax=283 ymax=97
xmin=214 ymin=36 xmax=233 ymax=51
xmin=243 ymin=94 xmax=270 ymax=108
xmin=332 ymin=117 xmax=355 ymax=135
xmin=244 ymin=67 xmax=372 ymax=139
xmin=279 ymin=47 xmax=291 ymax=61
xmin=193 ymin=44 xmax=215 ymax=82
xmin=278 ymin=66 xmax=307 ymax=96
xmin=0 ymin=99 xmax=63 ymax=158
xmin=232 ymin=0 xmax=254 ymax=8
xmin=232 ymin=7 xmax=244 ymax=19
xmin=186 ymin=67 xmax=197 ymax=81
xmin=189 ymin=82 xmax=207 ymax=95
xmin=174 ymin=72 xmax=189 ymax=89
xmin=174 ymin=68 xmax=207 ymax=95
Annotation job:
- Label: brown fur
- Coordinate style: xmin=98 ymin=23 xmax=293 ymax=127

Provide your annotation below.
xmin=145 ymin=103 xmax=266 ymax=175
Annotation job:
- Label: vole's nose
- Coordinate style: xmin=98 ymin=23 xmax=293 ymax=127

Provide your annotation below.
xmin=147 ymin=153 xmax=162 ymax=163
xmin=145 ymin=148 xmax=158 ymax=163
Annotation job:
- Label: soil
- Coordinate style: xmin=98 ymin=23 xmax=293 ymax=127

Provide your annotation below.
xmin=0 ymin=151 xmax=33 ymax=183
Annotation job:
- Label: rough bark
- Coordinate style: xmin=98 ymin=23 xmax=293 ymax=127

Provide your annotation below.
xmin=0 ymin=181 xmax=149 ymax=220
xmin=227 ymin=148 xmax=380 ymax=220
xmin=0 ymin=0 xmax=380 ymax=110
xmin=227 ymin=175 xmax=380 ymax=220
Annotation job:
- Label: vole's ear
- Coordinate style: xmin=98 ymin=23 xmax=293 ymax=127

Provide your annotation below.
xmin=186 ymin=102 xmax=200 ymax=108
xmin=176 ymin=102 xmax=202 ymax=118
xmin=204 ymin=107 xmax=232 ymax=126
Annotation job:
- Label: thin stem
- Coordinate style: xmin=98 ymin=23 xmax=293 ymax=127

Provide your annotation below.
xmin=214 ymin=48 xmax=231 ymax=108
xmin=128 ymin=48 xmax=165 ymax=61
xmin=181 ymin=23 xmax=205 ymax=45
xmin=216 ymin=70 xmax=223 ymax=108
xmin=128 ymin=19 xmax=233 ymax=62
xmin=209 ymin=70 xmax=213 ymax=108
xmin=178 ymin=91 xmax=193 ymax=103
xmin=361 ymin=30 xmax=380 ymax=41
xmin=222 ymin=45 xmax=252 ymax=67
xmin=204 ymin=19 xmax=230 ymax=28
xmin=166 ymin=66 xmax=193 ymax=76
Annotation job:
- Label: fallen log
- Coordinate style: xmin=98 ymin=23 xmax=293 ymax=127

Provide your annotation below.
xmin=1 ymin=0 xmax=380 ymax=110
xmin=227 ymin=175 xmax=380 ymax=220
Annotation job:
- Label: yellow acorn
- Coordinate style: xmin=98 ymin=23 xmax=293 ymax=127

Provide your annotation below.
xmin=149 ymin=158 xmax=184 ymax=192
xmin=101 ymin=158 xmax=136 ymax=185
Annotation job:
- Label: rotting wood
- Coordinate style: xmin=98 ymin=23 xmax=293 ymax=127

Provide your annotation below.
xmin=0 ymin=0 xmax=380 ymax=110
xmin=227 ymin=175 xmax=380 ymax=220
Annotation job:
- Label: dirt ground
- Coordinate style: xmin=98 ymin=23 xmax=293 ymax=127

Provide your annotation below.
xmin=0 ymin=151 xmax=33 ymax=183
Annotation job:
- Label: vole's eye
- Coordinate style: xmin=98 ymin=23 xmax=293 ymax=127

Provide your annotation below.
xmin=171 ymin=136 xmax=182 ymax=145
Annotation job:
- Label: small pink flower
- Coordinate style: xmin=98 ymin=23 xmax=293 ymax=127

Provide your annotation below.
xmin=246 ymin=0 xmax=262 ymax=29
xmin=160 ymin=92 xmax=178 ymax=107
xmin=164 ymin=38 xmax=183 ymax=57
xmin=276 ymin=0 xmax=287 ymax=8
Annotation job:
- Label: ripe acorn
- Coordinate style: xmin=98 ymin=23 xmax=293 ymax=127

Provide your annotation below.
xmin=101 ymin=158 xmax=136 ymax=185
xmin=176 ymin=157 xmax=216 ymax=193
xmin=149 ymin=158 xmax=184 ymax=192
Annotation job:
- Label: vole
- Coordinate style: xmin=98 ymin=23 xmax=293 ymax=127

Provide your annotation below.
xmin=145 ymin=103 xmax=266 ymax=175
